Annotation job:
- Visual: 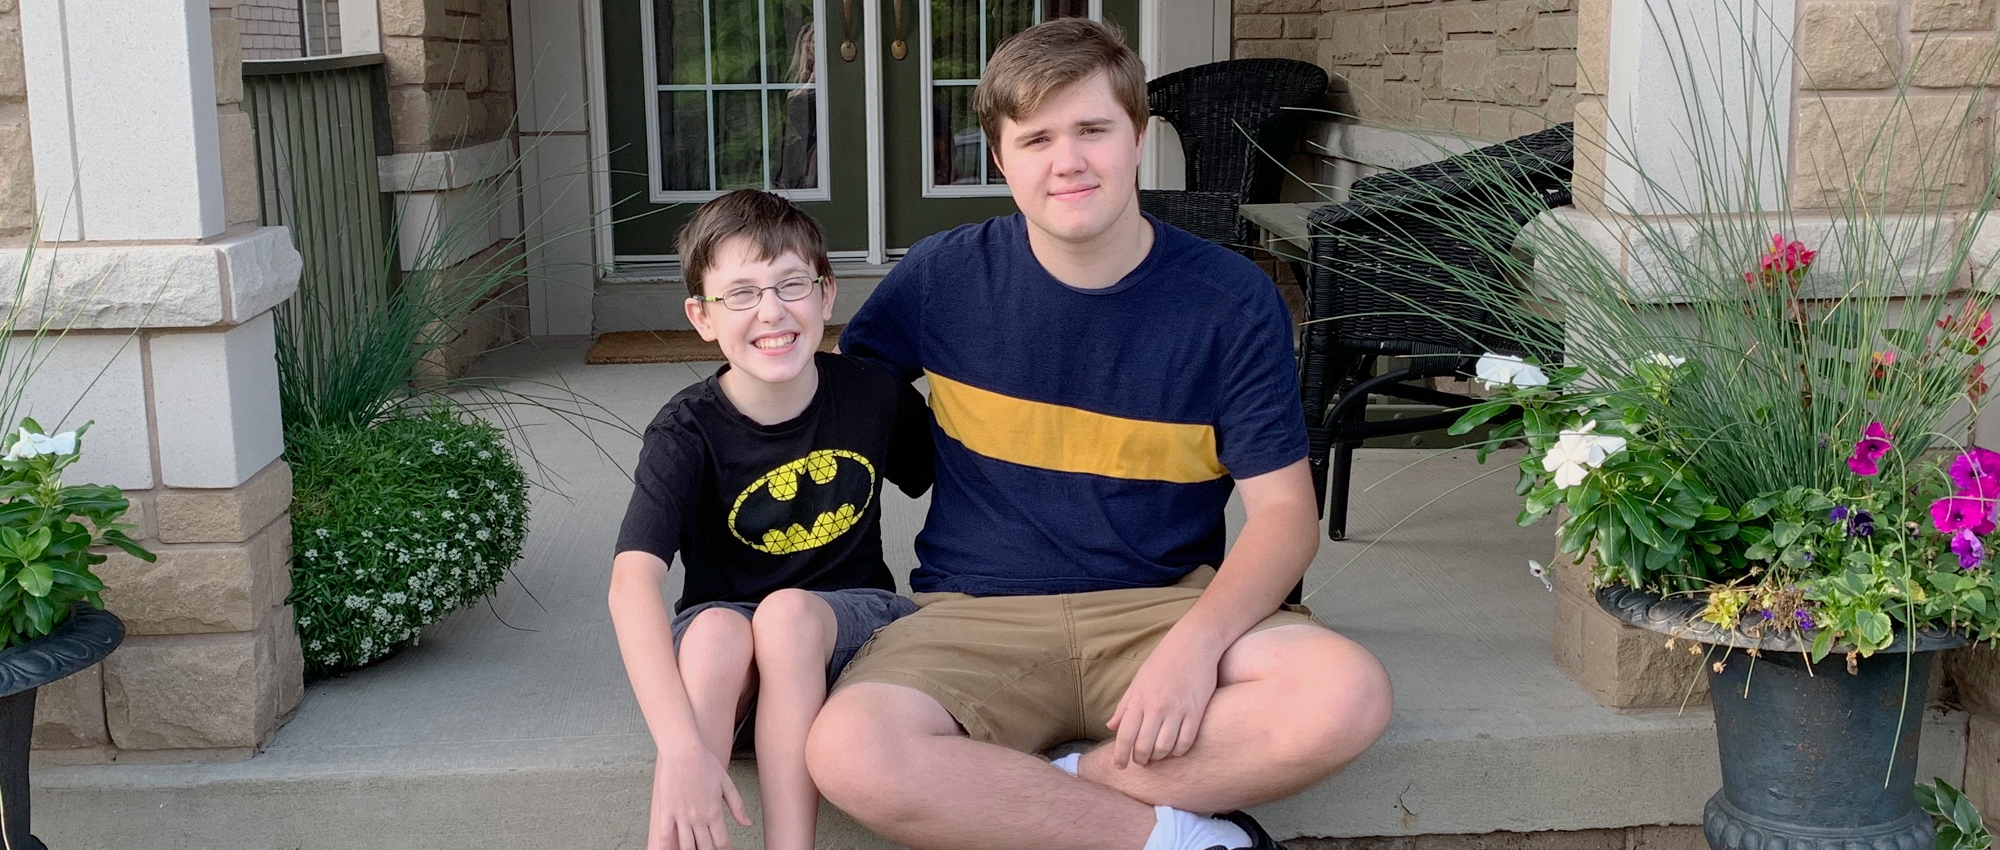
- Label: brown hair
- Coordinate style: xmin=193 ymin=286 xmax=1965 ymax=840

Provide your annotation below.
xmin=675 ymin=189 xmax=833 ymax=300
xmin=973 ymin=19 xmax=1148 ymax=150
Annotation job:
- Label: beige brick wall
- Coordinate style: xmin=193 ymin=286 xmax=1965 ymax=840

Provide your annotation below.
xmin=0 ymin=0 xmax=33 ymax=244
xmin=1789 ymin=0 xmax=1998 ymax=212
xmin=380 ymin=0 xmax=515 ymax=153
xmin=1238 ymin=0 xmax=1578 ymax=140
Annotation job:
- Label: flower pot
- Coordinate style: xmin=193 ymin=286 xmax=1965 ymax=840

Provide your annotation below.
xmin=1597 ymin=586 xmax=1963 ymax=850
xmin=0 ymin=605 xmax=125 ymax=850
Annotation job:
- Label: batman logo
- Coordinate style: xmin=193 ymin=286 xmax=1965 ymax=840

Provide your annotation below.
xmin=728 ymin=449 xmax=877 ymax=555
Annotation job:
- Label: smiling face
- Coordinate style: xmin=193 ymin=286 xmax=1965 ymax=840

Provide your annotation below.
xmin=992 ymin=71 xmax=1145 ymax=249
xmin=684 ymin=237 xmax=835 ymax=390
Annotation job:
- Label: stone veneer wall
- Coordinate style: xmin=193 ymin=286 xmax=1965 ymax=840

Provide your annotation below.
xmin=25 ymin=0 xmax=305 ymax=761
xmin=1237 ymin=0 xmax=1579 ymax=141
xmin=381 ymin=0 xmax=514 ymax=153
xmin=380 ymin=0 xmax=527 ymax=373
xmin=0 ymin=0 xmax=29 ymax=243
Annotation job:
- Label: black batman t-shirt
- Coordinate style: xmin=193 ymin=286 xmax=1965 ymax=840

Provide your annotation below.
xmin=615 ymin=353 xmax=934 ymax=613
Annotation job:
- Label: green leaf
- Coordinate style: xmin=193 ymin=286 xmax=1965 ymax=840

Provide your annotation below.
xmin=1811 ymin=627 xmax=1837 ymax=662
xmin=100 ymin=528 xmax=156 ymax=562
xmin=1449 ymin=400 xmax=1513 ymax=435
xmin=17 ymin=562 xmax=52 ymax=597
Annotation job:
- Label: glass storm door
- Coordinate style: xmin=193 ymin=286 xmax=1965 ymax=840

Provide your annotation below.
xmin=604 ymin=0 xmax=865 ymax=257
xmin=880 ymin=0 xmax=1138 ymax=250
xmin=603 ymin=0 xmax=1139 ymax=261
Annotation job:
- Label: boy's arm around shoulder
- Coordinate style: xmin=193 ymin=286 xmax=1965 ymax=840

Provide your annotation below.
xmin=884 ymin=374 xmax=935 ymax=498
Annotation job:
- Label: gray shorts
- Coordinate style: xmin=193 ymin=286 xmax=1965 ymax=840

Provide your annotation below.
xmin=669 ymin=587 xmax=918 ymax=692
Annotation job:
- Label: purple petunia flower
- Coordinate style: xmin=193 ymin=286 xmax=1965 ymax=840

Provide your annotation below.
xmin=1795 ymin=609 xmax=1816 ymax=631
xmin=1933 ymin=496 xmax=1998 ymax=535
xmin=1954 ymin=528 xmax=1987 ymax=571
xmin=1952 ymin=447 xmax=2000 ymax=500
xmin=1849 ymin=422 xmax=1893 ymax=476
xmin=1830 ymin=505 xmax=1850 ymax=522
xmin=1848 ymin=509 xmax=1875 ymax=537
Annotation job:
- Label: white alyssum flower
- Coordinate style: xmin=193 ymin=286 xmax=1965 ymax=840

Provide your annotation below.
xmin=4 ymin=427 xmax=76 ymax=460
xmin=1542 ymin=421 xmax=1628 ymax=489
xmin=1474 ymin=353 xmax=1550 ymax=389
xmin=1645 ymin=352 xmax=1687 ymax=368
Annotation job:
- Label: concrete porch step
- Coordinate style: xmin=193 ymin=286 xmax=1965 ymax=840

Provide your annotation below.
xmin=32 ymin=339 xmax=1970 ymax=849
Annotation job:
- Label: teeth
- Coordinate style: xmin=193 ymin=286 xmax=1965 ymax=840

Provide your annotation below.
xmin=754 ymin=334 xmax=795 ymax=350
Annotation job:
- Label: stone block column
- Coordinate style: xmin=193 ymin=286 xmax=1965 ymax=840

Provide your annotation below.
xmin=14 ymin=0 xmax=303 ymax=762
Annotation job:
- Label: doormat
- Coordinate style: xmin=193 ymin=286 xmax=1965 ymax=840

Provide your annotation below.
xmin=584 ymin=326 xmax=843 ymax=365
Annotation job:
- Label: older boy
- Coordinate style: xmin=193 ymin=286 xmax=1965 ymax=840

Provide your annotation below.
xmin=806 ymin=20 xmax=1393 ymax=850
xmin=610 ymin=190 xmax=933 ymax=850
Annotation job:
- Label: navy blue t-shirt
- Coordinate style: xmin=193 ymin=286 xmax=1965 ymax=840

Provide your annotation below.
xmin=840 ymin=213 xmax=1307 ymax=596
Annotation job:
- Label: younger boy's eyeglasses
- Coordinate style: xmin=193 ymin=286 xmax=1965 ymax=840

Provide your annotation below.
xmin=695 ymin=276 xmax=824 ymax=311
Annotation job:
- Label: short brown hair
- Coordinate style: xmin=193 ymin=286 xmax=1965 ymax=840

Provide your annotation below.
xmin=973 ymin=19 xmax=1148 ymax=150
xmin=675 ymin=189 xmax=833 ymax=300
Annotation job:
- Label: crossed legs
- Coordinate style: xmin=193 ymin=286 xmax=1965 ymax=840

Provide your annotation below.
xmin=805 ymin=624 xmax=1393 ymax=850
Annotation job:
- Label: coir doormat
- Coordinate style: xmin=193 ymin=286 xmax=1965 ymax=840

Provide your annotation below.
xmin=584 ymin=326 xmax=843 ymax=365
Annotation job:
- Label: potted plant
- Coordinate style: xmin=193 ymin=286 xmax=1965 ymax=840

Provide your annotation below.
xmin=1453 ymin=223 xmax=2000 ymax=845
xmin=0 ymin=419 xmax=154 ymax=849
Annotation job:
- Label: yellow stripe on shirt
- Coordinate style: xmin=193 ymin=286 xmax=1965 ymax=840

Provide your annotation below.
xmin=925 ymin=371 xmax=1226 ymax=483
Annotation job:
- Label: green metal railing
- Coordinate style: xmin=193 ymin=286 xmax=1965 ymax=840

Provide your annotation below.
xmin=243 ymin=53 xmax=395 ymax=327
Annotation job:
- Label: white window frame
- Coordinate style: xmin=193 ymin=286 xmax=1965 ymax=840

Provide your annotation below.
xmin=640 ymin=0 xmax=833 ymax=204
xmin=920 ymin=0 xmax=1100 ymax=199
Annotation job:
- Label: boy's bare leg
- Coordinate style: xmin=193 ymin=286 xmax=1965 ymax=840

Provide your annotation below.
xmin=1075 ymin=624 xmax=1392 ymax=814
xmin=808 ymin=683 xmax=1158 ymax=850
xmin=677 ymin=608 xmax=759 ymax=765
xmin=806 ymin=625 xmax=1392 ymax=850
xmin=749 ymin=590 xmax=841 ymax=850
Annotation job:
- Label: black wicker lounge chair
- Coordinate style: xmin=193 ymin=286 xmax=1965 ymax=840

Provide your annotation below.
xmin=1138 ymin=59 xmax=1329 ymax=248
xmin=1302 ymin=123 xmax=1574 ymax=540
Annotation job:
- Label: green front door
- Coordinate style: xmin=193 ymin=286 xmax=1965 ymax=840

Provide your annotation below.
xmin=602 ymin=0 xmax=1140 ymax=260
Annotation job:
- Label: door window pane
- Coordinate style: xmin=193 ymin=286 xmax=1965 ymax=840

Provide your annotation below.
xmin=658 ymin=91 xmax=710 ymax=192
xmin=646 ymin=0 xmax=823 ymax=195
xmin=655 ymin=0 xmax=706 ymax=85
xmin=929 ymin=0 xmax=1085 ymax=189
xmin=716 ymin=91 xmax=766 ymax=189
xmin=711 ymin=0 xmax=761 ymax=84
xmin=770 ymin=88 xmax=819 ymax=190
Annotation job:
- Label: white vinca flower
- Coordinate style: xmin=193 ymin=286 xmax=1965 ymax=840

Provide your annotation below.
xmin=4 ymin=427 xmax=77 ymax=460
xmin=1474 ymin=353 xmax=1550 ymax=389
xmin=1645 ymin=352 xmax=1687 ymax=368
xmin=1541 ymin=421 xmax=1628 ymax=489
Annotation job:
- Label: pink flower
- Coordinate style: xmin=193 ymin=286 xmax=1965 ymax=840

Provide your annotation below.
xmin=1951 ymin=447 xmax=2000 ymax=499
xmin=1940 ymin=310 xmax=1995 ymax=350
xmin=1932 ymin=495 xmax=1999 ymax=535
xmin=1847 ymin=422 xmax=1893 ymax=476
xmin=1748 ymin=234 xmax=1818 ymax=289
xmin=1954 ymin=528 xmax=1987 ymax=571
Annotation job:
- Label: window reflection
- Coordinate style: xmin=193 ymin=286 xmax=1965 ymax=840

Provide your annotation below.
xmin=929 ymin=0 xmax=1085 ymax=188
xmin=649 ymin=0 xmax=819 ymax=194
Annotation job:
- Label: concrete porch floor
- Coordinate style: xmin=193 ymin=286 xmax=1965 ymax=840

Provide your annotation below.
xmin=35 ymin=338 xmax=1968 ymax=849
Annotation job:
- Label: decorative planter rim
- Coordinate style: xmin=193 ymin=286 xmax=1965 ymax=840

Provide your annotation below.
xmin=0 ymin=604 xmax=124 ymax=700
xmin=1595 ymin=585 xmax=1967 ymax=655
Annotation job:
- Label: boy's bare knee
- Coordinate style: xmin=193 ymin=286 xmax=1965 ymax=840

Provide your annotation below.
xmin=680 ymin=607 xmax=755 ymax=668
xmin=751 ymin=589 xmax=834 ymax=651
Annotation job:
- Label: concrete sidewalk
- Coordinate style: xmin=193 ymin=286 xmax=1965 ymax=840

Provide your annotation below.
xmin=33 ymin=337 xmax=1966 ymax=849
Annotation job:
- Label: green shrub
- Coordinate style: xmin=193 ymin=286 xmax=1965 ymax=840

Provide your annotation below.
xmin=287 ymin=407 xmax=529 ymax=678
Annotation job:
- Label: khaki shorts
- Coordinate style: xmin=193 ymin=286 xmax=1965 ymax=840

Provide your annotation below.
xmin=831 ymin=567 xmax=1321 ymax=754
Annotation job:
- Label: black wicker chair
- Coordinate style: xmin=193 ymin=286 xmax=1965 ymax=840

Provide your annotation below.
xmin=1301 ymin=123 xmax=1574 ymax=540
xmin=1138 ymin=59 xmax=1329 ymax=247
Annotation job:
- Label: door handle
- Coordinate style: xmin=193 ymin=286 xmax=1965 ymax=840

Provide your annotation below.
xmin=840 ymin=0 xmax=857 ymax=61
xmin=890 ymin=0 xmax=907 ymax=60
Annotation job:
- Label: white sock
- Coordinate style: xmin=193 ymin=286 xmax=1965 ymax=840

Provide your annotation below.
xmin=1049 ymin=752 xmax=1082 ymax=777
xmin=1140 ymin=806 xmax=1253 ymax=850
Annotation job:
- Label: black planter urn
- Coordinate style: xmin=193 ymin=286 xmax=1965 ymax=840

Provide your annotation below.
xmin=1597 ymin=587 xmax=1963 ymax=850
xmin=0 ymin=605 xmax=125 ymax=850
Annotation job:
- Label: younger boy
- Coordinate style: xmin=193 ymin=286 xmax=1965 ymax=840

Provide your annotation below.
xmin=609 ymin=189 xmax=933 ymax=850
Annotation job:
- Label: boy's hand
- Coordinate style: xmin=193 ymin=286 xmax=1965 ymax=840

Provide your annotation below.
xmin=1107 ymin=635 xmax=1222 ymax=769
xmin=650 ymin=747 xmax=751 ymax=850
